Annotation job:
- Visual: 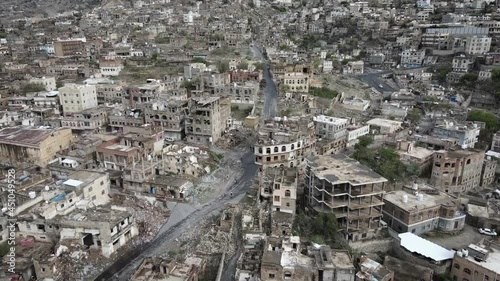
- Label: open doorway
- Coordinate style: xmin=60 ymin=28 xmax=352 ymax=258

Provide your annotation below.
xmin=82 ymin=233 xmax=94 ymax=247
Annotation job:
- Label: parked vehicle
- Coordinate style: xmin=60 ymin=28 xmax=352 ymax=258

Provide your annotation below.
xmin=479 ymin=228 xmax=497 ymax=236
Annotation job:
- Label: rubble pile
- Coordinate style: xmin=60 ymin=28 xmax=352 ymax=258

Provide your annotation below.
xmin=216 ymin=128 xmax=254 ymax=149
xmin=118 ymin=196 xmax=171 ymax=245
xmin=52 ymin=243 xmax=108 ymax=281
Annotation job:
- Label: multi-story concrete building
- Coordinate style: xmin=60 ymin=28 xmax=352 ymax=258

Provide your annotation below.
xmin=259 ymin=167 xmax=297 ymax=215
xmin=53 ymin=38 xmax=86 ymax=57
xmin=146 ymin=99 xmax=189 ymax=141
xmin=450 ymin=242 xmax=500 ymax=281
xmin=29 ymin=77 xmax=57 ymax=91
xmin=465 ymin=35 xmax=491 ymax=55
xmin=430 ymin=148 xmax=486 ymax=193
xmin=61 ymin=107 xmax=110 ymax=131
xmin=491 ymin=131 xmax=500 ymax=152
xmin=431 ymin=120 xmax=481 ymax=149
xmin=382 ymin=184 xmax=465 ymax=235
xmin=59 ymin=83 xmax=98 ymax=115
xmin=185 ymin=96 xmax=230 ymax=146
xmin=481 ymin=156 xmax=497 ymax=187
xmin=452 ymin=55 xmax=475 ymax=73
xmin=254 ymin=117 xmax=316 ymax=168
xmin=0 ymin=126 xmax=73 ymax=168
xmin=400 ymin=49 xmax=425 ymax=68
xmin=313 ymin=115 xmax=348 ymax=140
xmin=305 ymin=154 xmax=387 ymax=241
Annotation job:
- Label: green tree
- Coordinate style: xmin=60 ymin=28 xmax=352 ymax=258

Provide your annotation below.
xmin=56 ymin=79 xmax=64 ymax=88
xmin=407 ymin=108 xmax=422 ymax=124
xmin=21 ymin=83 xmax=45 ymax=93
xmin=311 ymin=213 xmax=338 ymax=239
xmin=217 ymin=61 xmax=229 ymax=73
xmin=238 ymin=60 xmax=249 ymax=70
xmin=192 ymin=57 xmax=208 ymax=65
xmin=467 ymin=109 xmax=499 ymax=131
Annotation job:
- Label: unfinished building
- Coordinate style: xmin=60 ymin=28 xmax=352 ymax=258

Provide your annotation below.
xmin=305 ymin=154 xmax=387 ymax=241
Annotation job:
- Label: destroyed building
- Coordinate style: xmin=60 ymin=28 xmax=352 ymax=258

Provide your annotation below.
xmin=254 ymin=116 xmax=316 ymax=169
xmin=185 ymin=96 xmax=231 ymax=146
xmin=259 ymin=166 xmax=297 ymax=215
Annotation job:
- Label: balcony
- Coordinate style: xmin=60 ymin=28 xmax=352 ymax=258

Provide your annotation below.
xmin=350 ymin=186 xmax=384 ymax=197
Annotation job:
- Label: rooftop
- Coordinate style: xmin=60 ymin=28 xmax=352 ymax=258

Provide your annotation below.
xmin=384 ymin=189 xmax=457 ymax=212
xmin=0 ymin=126 xmax=69 ymax=148
xmin=463 ymin=244 xmax=500 ymax=274
xmin=367 ymin=118 xmax=403 ymax=128
xmin=399 ymin=232 xmax=455 ymax=262
xmin=307 ymin=154 xmax=387 ymax=186
xmin=313 ymin=115 xmax=349 ymax=125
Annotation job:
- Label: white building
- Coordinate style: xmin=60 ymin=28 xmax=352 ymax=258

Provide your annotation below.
xmin=313 ymin=115 xmax=349 ymax=140
xmin=347 ymin=125 xmax=370 ymax=147
xmin=400 ymin=49 xmax=426 ymax=68
xmin=29 ymin=76 xmax=57 ymax=91
xmin=59 ymin=83 xmax=98 ymax=114
xmin=465 ymin=36 xmax=491 ymax=55
xmin=323 ymin=61 xmax=333 ymax=73
xmin=452 ymin=55 xmax=474 ymax=73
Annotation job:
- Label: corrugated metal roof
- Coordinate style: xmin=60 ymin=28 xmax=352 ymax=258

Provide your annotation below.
xmin=399 ymin=232 xmax=455 ymax=262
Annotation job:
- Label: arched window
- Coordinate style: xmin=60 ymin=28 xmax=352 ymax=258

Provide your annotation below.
xmin=291 ymin=144 xmax=295 ymax=150
xmin=453 ymin=263 xmax=460 ymax=270
xmin=266 ymin=148 xmax=271 ymax=154
xmin=285 ymin=190 xmax=291 ymax=197
xmin=464 ymin=268 xmax=471 ymax=275
xmin=274 ymin=147 xmax=278 ymax=153
xmin=282 ymin=146 xmax=286 ymax=152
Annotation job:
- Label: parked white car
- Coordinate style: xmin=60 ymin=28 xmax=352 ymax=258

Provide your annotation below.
xmin=479 ymin=228 xmax=497 ymax=236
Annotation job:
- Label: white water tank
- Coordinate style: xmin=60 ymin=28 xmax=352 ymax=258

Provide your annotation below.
xmin=44 ymin=186 xmax=50 ymax=191
xmin=412 ymin=183 xmax=418 ymax=190
xmin=417 ymin=194 xmax=424 ymax=201
xmin=28 ymin=192 xmax=36 ymax=199
xmin=403 ymin=195 xmax=408 ymax=203
xmin=462 ymin=249 xmax=468 ymax=257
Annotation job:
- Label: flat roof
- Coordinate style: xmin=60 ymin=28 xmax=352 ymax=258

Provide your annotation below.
xmin=464 ymin=245 xmax=500 ymax=274
xmin=384 ymin=190 xmax=456 ymax=212
xmin=399 ymin=232 xmax=455 ymax=261
xmin=307 ymin=154 xmax=387 ymax=186
xmin=63 ymin=179 xmax=83 ymax=187
xmin=313 ymin=115 xmax=349 ymax=125
xmin=367 ymin=118 xmax=403 ymax=128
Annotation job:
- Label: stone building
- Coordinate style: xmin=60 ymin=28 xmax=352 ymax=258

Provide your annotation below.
xmin=450 ymin=242 xmax=500 ymax=281
xmin=431 ymin=120 xmax=481 ymax=149
xmin=430 ymin=149 xmax=486 ymax=193
xmin=0 ymin=126 xmax=73 ymax=168
xmin=145 ymin=99 xmax=189 ymax=141
xmin=185 ymin=96 xmax=231 ymax=146
xmin=305 ymin=154 xmax=387 ymax=241
xmin=259 ymin=167 xmax=297 ymax=215
xmin=382 ymin=184 xmax=465 ymax=235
